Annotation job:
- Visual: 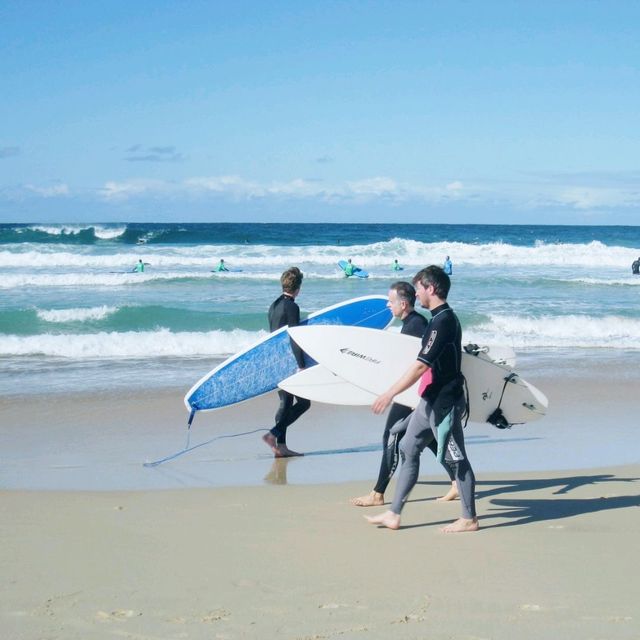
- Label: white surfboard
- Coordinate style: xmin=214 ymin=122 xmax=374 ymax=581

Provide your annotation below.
xmin=279 ymin=343 xmax=516 ymax=406
xmin=286 ymin=326 xmax=547 ymax=427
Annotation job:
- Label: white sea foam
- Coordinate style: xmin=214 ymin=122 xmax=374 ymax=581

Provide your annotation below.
xmin=465 ymin=314 xmax=640 ymax=349
xmin=37 ymin=306 xmax=118 ymax=323
xmin=26 ymin=224 xmax=127 ymax=239
xmin=1 ymin=238 xmax=638 ymax=270
xmin=0 ymin=328 xmax=268 ymax=358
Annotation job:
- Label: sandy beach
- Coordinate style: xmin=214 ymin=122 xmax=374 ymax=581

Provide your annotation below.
xmin=2 ymin=465 xmax=640 ymax=640
xmin=2 ymin=361 xmax=640 ymax=639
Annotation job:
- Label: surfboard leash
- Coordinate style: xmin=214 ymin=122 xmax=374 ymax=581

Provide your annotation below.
xmin=143 ymin=410 xmax=270 ymax=467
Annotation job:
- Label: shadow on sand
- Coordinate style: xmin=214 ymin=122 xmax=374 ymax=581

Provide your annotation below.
xmin=400 ymin=473 xmax=640 ymax=530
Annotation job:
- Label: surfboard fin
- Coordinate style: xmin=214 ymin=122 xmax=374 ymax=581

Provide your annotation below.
xmin=487 ymin=407 xmax=511 ymax=429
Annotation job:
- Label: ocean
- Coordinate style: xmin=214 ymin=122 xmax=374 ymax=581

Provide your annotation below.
xmin=1 ymin=222 xmax=639 ymax=398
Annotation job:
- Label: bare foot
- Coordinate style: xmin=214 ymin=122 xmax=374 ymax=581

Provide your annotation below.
xmin=274 ymin=444 xmax=303 ymax=458
xmin=365 ymin=510 xmax=401 ymax=529
xmin=262 ymin=433 xmax=279 ymax=455
xmin=350 ymin=491 xmax=384 ymax=507
xmin=436 ymin=481 xmax=459 ymax=502
xmin=440 ymin=517 xmax=479 ymax=533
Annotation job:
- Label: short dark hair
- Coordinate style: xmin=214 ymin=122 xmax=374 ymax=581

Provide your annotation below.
xmin=412 ymin=265 xmax=451 ymax=299
xmin=281 ymin=267 xmax=303 ymax=294
xmin=389 ymin=281 xmax=416 ymax=307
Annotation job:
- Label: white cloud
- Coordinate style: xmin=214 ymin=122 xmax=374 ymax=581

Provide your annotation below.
xmin=555 ymin=186 xmax=640 ymax=210
xmin=86 ymin=172 xmax=640 ymax=212
xmin=100 ymin=179 xmax=171 ymax=201
xmin=25 ymin=183 xmax=70 ymax=197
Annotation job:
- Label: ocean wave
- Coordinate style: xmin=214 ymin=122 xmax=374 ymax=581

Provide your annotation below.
xmin=37 ymin=306 xmax=118 ymax=323
xmin=465 ymin=314 xmax=640 ymax=349
xmin=26 ymin=224 xmax=127 ymax=240
xmin=0 ymin=237 xmax=638 ymax=269
xmin=0 ymin=328 xmax=268 ymax=358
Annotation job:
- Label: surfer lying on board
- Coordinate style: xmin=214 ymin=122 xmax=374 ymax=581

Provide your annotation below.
xmin=366 ymin=265 xmax=478 ymax=533
xmin=262 ymin=267 xmax=311 ymax=457
xmin=350 ymin=281 xmax=458 ymax=508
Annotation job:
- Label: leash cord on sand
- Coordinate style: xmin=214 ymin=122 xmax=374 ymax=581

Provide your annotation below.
xmin=143 ymin=427 xmax=269 ymax=468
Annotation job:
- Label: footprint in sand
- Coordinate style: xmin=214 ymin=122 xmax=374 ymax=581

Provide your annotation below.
xmin=96 ymin=609 xmax=142 ymax=621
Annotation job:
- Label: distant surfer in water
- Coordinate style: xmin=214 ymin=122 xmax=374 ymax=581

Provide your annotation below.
xmin=133 ymin=259 xmax=145 ymax=273
xmin=392 ymin=259 xmax=403 ymax=271
xmin=344 ymin=258 xmax=356 ymax=277
xmin=262 ymin=267 xmax=310 ymax=457
xmin=443 ymin=255 xmax=453 ymax=275
xmin=214 ymin=259 xmax=229 ymax=272
xmin=350 ymin=281 xmax=457 ymax=508
xmin=366 ymin=265 xmax=478 ymax=533
xmin=632 ymin=257 xmax=640 ymax=275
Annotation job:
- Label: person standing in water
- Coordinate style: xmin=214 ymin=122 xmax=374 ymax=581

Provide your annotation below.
xmin=262 ymin=267 xmax=311 ymax=457
xmin=366 ymin=265 xmax=478 ymax=533
xmin=392 ymin=259 xmax=403 ymax=271
xmin=443 ymin=255 xmax=453 ymax=275
xmin=344 ymin=258 xmax=355 ymax=277
xmin=133 ymin=259 xmax=145 ymax=273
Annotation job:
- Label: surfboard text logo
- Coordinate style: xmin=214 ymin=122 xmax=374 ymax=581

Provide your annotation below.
xmin=339 ymin=347 xmax=381 ymax=364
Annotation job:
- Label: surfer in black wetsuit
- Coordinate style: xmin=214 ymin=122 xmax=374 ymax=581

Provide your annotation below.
xmin=632 ymin=258 xmax=640 ymax=275
xmin=350 ymin=281 xmax=457 ymax=507
xmin=366 ymin=265 xmax=478 ymax=533
xmin=262 ymin=267 xmax=310 ymax=457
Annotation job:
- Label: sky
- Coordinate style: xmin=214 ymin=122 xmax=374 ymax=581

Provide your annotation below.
xmin=1 ymin=0 xmax=639 ymax=225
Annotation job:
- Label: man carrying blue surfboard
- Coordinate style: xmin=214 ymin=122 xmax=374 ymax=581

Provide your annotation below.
xmin=262 ymin=267 xmax=311 ymax=457
xmin=366 ymin=265 xmax=478 ymax=533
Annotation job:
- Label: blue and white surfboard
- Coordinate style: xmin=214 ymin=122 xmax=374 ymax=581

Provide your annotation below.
xmin=338 ymin=260 xmax=369 ymax=278
xmin=184 ymin=295 xmax=391 ymax=413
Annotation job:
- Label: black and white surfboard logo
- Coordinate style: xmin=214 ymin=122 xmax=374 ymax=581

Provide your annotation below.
xmin=339 ymin=347 xmax=381 ymax=365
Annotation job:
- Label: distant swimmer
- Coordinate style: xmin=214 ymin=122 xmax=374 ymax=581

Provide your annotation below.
xmin=632 ymin=257 xmax=640 ymax=275
xmin=392 ymin=259 xmax=403 ymax=271
xmin=133 ymin=259 xmax=145 ymax=273
xmin=443 ymin=255 xmax=453 ymax=275
xmin=214 ymin=259 xmax=230 ymax=272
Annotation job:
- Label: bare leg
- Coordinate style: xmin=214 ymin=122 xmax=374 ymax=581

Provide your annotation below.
xmin=365 ymin=510 xmax=401 ymax=530
xmin=441 ymin=517 xmax=479 ymax=533
xmin=350 ymin=491 xmax=384 ymax=507
xmin=436 ymin=481 xmax=459 ymax=502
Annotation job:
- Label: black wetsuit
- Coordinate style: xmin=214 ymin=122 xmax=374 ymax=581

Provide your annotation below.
xmin=632 ymin=259 xmax=640 ymax=275
xmin=267 ymin=294 xmax=310 ymax=445
xmin=373 ymin=310 xmax=442 ymax=494
xmin=390 ymin=302 xmax=475 ymax=519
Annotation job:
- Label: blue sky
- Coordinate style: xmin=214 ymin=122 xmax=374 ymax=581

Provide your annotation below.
xmin=1 ymin=0 xmax=639 ymax=224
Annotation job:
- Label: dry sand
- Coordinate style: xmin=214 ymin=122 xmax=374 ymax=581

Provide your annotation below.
xmin=2 ymin=464 xmax=640 ymax=640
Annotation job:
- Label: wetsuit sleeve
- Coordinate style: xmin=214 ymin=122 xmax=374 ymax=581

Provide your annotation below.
xmin=417 ymin=321 xmax=451 ymax=368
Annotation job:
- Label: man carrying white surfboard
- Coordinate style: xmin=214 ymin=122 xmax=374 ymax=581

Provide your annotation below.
xmin=366 ymin=265 xmax=478 ymax=533
xmin=262 ymin=267 xmax=310 ymax=457
xmin=350 ymin=281 xmax=457 ymax=508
